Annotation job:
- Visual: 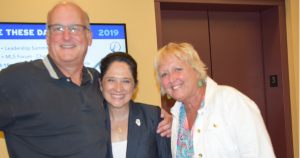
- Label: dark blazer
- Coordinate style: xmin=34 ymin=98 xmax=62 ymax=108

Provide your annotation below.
xmin=105 ymin=100 xmax=171 ymax=158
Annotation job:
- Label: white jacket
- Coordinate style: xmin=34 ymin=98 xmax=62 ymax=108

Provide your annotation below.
xmin=170 ymin=77 xmax=275 ymax=158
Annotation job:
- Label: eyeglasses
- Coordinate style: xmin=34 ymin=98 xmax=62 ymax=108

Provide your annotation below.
xmin=47 ymin=24 xmax=89 ymax=34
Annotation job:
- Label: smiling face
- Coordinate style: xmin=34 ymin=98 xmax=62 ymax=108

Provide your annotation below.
xmin=158 ymin=55 xmax=199 ymax=103
xmin=46 ymin=3 xmax=92 ymax=68
xmin=101 ymin=61 xmax=136 ymax=109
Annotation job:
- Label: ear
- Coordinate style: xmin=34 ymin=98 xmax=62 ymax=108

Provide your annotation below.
xmin=195 ymin=69 xmax=201 ymax=80
xmin=87 ymin=31 xmax=92 ymax=46
xmin=98 ymin=79 xmax=103 ymax=91
xmin=133 ymin=83 xmax=138 ymax=93
xmin=131 ymin=84 xmax=139 ymax=100
xmin=46 ymin=31 xmax=50 ymax=45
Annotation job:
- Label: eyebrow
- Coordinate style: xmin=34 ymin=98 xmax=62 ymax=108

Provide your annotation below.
xmin=104 ymin=77 xmax=133 ymax=80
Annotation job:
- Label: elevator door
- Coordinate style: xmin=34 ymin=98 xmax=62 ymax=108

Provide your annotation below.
xmin=208 ymin=11 xmax=266 ymax=117
xmin=161 ymin=9 xmax=266 ymax=117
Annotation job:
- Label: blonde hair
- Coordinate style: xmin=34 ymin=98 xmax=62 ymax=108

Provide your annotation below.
xmin=154 ymin=42 xmax=207 ymax=95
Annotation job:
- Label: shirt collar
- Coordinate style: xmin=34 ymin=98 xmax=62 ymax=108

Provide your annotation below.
xmin=170 ymin=101 xmax=182 ymax=118
xmin=42 ymin=55 xmax=94 ymax=85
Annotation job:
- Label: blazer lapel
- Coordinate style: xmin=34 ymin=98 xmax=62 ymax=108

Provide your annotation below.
xmin=126 ymin=101 xmax=143 ymax=158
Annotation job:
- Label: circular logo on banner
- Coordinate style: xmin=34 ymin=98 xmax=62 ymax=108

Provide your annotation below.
xmin=110 ymin=41 xmax=121 ymax=52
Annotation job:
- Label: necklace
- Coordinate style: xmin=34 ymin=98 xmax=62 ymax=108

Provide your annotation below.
xmin=117 ymin=127 xmax=123 ymax=133
xmin=109 ymin=109 xmax=129 ymax=141
xmin=111 ymin=122 xmax=128 ymax=142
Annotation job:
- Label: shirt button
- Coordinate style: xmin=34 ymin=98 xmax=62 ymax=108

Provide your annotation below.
xmin=197 ymin=129 xmax=201 ymax=133
xmin=198 ymin=153 xmax=203 ymax=157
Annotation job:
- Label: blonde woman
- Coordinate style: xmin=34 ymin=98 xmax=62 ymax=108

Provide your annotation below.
xmin=154 ymin=42 xmax=275 ymax=158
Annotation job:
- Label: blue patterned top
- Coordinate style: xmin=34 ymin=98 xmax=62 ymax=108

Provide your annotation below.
xmin=176 ymin=104 xmax=194 ymax=157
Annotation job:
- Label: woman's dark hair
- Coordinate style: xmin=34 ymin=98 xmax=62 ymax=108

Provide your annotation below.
xmin=99 ymin=52 xmax=138 ymax=84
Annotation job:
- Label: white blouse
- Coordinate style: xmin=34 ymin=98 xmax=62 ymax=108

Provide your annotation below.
xmin=112 ymin=140 xmax=127 ymax=158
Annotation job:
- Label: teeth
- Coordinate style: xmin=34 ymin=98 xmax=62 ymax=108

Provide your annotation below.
xmin=61 ymin=44 xmax=75 ymax=48
xmin=111 ymin=94 xmax=124 ymax=99
xmin=172 ymin=85 xmax=180 ymax=90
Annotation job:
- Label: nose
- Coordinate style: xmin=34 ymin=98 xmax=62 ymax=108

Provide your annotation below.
xmin=114 ymin=81 xmax=124 ymax=92
xmin=162 ymin=72 xmax=176 ymax=87
xmin=168 ymin=71 xmax=177 ymax=83
xmin=62 ymin=27 xmax=71 ymax=40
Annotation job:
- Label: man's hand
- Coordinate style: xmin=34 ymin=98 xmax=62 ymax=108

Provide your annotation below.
xmin=156 ymin=108 xmax=172 ymax=137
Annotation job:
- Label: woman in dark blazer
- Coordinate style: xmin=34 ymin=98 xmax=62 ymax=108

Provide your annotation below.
xmin=99 ymin=52 xmax=171 ymax=158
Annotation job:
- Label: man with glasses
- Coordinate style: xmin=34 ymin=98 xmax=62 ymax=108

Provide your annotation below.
xmin=0 ymin=1 xmax=171 ymax=158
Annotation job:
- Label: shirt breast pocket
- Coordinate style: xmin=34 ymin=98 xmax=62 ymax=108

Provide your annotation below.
xmin=201 ymin=119 xmax=239 ymax=158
